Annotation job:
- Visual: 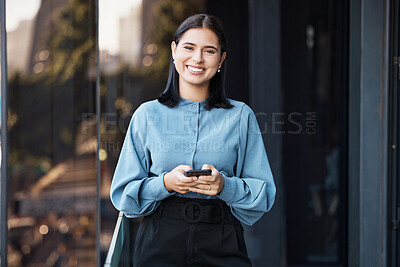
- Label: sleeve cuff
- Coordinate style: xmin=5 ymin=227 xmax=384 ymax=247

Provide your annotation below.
xmin=216 ymin=172 xmax=237 ymax=204
xmin=150 ymin=171 xmax=176 ymax=200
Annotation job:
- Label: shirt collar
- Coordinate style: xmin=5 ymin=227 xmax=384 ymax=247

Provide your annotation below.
xmin=176 ymin=96 xmax=208 ymax=112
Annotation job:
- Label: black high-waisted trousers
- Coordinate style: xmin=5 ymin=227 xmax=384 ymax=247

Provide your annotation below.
xmin=133 ymin=196 xmax=252 ymax=267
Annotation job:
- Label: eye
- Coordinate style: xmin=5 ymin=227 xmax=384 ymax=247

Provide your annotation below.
xmin=205 ymin=50 xmax=216 ymax=54
xmin=184 ymin=46 xmax=193 ymax=51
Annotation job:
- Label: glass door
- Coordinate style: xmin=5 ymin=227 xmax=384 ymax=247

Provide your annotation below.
xmin=281 ymin=0 xmax=349 ymax=265
xmin=389 ymin=0 xmax=400 ymax=265
xmin=0 ymin=0 xmax=6 ymax=264
xmin=4 ymin=0 xmax=98 ymax=265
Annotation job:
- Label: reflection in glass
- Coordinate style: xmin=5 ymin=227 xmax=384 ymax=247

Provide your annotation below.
xmin=282 ymin=1 xmax=348 ymax=265
xmin=6 ymin=0 xmax=97 ymax=266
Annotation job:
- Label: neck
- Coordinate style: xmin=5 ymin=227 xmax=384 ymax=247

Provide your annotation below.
xmin=179 ymin=82 xmax=210 ymax=102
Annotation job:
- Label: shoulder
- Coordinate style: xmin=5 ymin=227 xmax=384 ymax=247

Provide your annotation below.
xmin=129 ymin=100 xmax=169 ymax=132
xmin=129 ymin=100 xmax=160 ymax=124
xmin=227 ymin=99 xmax=260 ymax=134
xmin=131 ymin=99 xmax=162 ymax=118
xmin=226 ymin=98 xmax=255 ymax=116
xmin=137 ymin=99 xmax=158 ymax=111
xmin=139 ymin=99 xmax=172 ymax=113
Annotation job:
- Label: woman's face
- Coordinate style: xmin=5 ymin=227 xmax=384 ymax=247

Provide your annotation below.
xmin=171 ymin=28 xmax=226 ymax=91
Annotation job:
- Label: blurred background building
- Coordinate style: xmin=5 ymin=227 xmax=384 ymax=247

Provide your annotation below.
xmin=0 ymin=0 xmax=399 ymax=266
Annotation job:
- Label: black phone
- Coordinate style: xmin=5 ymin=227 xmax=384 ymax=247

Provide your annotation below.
xmin=184 ymin=169 xmax=212 ymax=177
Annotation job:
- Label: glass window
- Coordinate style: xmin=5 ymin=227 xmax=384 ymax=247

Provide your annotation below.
xmin=6 ymin=0 xmax=97 ymax=265
xmin=281 ymin=0 xmax=348 ymax=265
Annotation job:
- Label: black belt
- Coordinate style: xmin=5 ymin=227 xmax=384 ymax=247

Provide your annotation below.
xmin=157 ymin=196 xmax=240 ymax=225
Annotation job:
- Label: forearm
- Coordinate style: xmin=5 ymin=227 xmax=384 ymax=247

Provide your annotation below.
xmin=217 ymin=171 xmax=276 ymax=226
xmin=111 ymin=172 xmax=175 ymax=217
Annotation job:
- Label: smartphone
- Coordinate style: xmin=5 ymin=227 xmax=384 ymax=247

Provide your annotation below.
xmin=184 ymin=169 xmax=212 ymax=177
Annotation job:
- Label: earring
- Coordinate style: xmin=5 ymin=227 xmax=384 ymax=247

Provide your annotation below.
xmin=218 ymin=66 xmax=221 ymax=72
xmin=173 ymin=59 xmax=175 ymax=64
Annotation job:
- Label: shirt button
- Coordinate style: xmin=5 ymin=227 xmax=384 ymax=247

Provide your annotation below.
xmin=193 ymin=104 xmax=197 ymax=109
xmin=192 ymin=129 xmax=196 ymax=134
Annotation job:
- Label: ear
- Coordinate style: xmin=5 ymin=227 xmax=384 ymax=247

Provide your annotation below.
xmin=171 ymin=41 xmax=177 ymax=60
xmin=219 ymin=52 xmax=227 ymax=66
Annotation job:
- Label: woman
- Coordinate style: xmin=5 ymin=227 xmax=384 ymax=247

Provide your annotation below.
xmin=110 ymin=14 xmax=276 ymax=266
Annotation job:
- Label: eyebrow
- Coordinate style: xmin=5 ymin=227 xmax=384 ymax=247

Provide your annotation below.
xmin=182 ymin=42 xmax=219 ymax=51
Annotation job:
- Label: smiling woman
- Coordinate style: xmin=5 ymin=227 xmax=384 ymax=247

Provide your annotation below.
xmin=110 ymin=13 xmax=276 ymax=267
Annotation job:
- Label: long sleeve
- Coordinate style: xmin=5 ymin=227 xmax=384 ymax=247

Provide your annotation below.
xmin=110 ymin=104 xmax=175 ymax=218
xmin=110 ymin=98 xmax=276 ymax=224
xmin=217 ymin=104 xmax=276 ymax=226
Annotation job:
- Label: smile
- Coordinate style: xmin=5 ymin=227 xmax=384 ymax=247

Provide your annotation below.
xmin=186 ymin=65 xmax=206 ymax=74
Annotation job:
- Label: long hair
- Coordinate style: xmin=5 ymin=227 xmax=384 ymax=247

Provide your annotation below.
xmin=157 ymin=14 xmax=233 ymax=110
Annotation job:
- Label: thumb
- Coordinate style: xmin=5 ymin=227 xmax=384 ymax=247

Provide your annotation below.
xmin=202 ymin=164 xmax=213 ymax=170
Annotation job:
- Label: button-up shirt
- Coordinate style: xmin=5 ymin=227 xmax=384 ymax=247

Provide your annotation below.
xmin=110 ymin=96 xmax=276 ymax=226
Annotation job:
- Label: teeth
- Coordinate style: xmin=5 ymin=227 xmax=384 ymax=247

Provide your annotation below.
xmin=187 ymin=66 xmax=204 ymax=72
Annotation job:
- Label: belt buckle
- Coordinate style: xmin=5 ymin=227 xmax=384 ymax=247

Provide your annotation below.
xmin=182 ymin=201 xmax=202 ymax=223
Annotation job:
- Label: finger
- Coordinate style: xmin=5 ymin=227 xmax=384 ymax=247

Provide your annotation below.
xmin=193 ymin=178 xmax=212 ymax=184
xmin=178 ymin=174 xmax=196 ymax=183
xmin=190 ymin=183 xmax=213 ymax=191
xmin=177 ymin=165 xmax=193 ymax=172
xmin=177 ymin=187 xmax=190 ymax=192
xmin=179 ymin=164 xmax=193 ymax=168
xmin=201 ymin=164 xmax=219 ymax=178
xmin=202 ymin=164 xmax=214 ymax=171
xmin=189 ymin=187 xmax=214 ymax=195
xmin=177 ymin=182 xmax=199 ymax=187
xmin=198 ymin=184 xmax=213 ymax=191
xmin=197 ymin=175 xmax=215 ymax=182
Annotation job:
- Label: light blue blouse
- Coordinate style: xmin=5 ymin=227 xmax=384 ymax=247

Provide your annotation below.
xmin=110 ymin=96 xmax=276 ymax=226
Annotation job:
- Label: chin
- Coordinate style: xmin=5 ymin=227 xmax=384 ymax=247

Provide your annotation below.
xmin=183 ymin=77 xmax=208 ymax=85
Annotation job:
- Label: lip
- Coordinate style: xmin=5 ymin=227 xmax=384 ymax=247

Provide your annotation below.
xmin=186 ymin=65 xmax=206 ymax=75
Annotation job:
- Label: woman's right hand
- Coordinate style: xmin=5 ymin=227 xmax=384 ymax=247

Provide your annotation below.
xmin=164 ymin=165 xmax=197 ymax=194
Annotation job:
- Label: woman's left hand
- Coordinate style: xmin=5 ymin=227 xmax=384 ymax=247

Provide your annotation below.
xmin=188 ymin=164 xmax=225 ymax=195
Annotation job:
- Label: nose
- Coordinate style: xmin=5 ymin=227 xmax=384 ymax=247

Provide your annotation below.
xmin=191 ymin=49 xmax=203 ymax=63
